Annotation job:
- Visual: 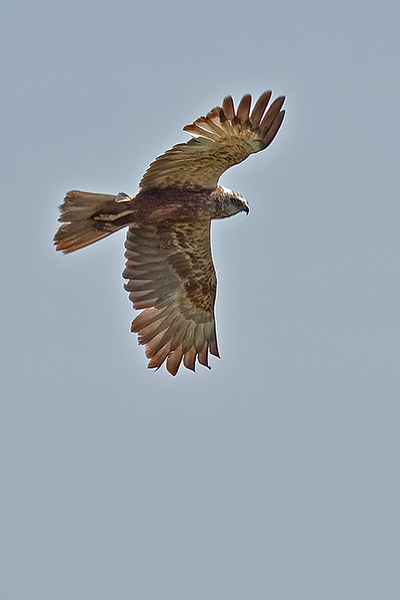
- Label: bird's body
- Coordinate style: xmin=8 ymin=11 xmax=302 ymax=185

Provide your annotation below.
xmin=54 ymin=92 xmax=285 ymax=375
xmin=95 ymin=186 xmax=248 ymax=230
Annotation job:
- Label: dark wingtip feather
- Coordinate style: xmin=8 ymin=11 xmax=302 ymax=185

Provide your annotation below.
xmin=260 ymin=96 xmax=285 ymax=132
xmin=222 ymin=96 xmax=235 ymax=120
xmin=236 ymin=94 xmax=252 ymax=122
xmin=262 ymin=110 xmax=285 ymax=148
xmin=250 ymin=91 xmax=272 ymax=126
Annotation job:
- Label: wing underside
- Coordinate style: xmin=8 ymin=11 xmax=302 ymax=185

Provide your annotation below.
xmin=123 ymin=221 xmax=219 ymax=375
xmin=139 ymin=91 xmax=285 ymax=190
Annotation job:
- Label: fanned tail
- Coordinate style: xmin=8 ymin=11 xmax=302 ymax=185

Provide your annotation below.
xmin=54 ymin=190 xmax=135 ymax=253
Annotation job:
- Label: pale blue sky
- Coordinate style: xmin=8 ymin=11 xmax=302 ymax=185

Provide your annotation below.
xmin=2 ymin=1 xmax=400 ymax=598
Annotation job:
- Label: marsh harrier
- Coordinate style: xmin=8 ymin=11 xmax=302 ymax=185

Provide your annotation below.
xmin=54 ymin=92 xmax=285 ymax=375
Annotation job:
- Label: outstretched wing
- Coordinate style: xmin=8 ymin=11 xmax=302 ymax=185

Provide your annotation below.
xmin=122 ymin=221 xmax=219 ymax=375
xmin=139 ymin=92 xmax=285 ymax=191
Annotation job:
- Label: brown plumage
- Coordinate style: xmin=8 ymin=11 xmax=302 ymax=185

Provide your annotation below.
xmin=54 ymin=92 xmax=285 ymax=375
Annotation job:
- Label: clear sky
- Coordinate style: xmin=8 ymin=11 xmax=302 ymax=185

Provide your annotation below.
xmin=2 ymin=0 xmax=400 ymax=598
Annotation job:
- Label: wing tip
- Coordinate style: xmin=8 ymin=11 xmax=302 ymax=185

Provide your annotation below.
xmin=143 ymin=343 xmax=219 ymax=375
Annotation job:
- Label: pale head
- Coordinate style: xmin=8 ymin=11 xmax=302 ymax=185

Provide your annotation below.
xmin=212 ymin=185 xmax=249 ymax=219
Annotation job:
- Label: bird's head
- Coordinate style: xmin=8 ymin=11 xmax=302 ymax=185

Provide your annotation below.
xmin=214 ymin=186 xmax=249 ymax=218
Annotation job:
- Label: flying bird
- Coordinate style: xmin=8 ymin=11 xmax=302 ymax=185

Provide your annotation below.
xmin=54 ymin=91 xmax=285 ymax=375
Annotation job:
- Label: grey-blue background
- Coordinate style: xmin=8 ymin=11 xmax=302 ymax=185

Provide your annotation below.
xmin=2 ymin=1 xmax=400 ymax=598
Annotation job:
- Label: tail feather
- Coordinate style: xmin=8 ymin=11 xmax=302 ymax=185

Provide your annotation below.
xmin=54 ymin=190 xmax=134 ymax=253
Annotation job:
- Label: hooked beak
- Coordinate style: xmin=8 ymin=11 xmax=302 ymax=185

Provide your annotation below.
xmin=243 ymin=205 xmax=250 ymax=215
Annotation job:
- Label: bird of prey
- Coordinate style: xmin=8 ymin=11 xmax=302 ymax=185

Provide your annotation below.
xmin=54 ymin=91 xmax=285 ymax=375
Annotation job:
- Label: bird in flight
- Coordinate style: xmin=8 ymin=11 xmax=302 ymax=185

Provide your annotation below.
xmin=54 ymin=91 xmax=285 ymax=375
